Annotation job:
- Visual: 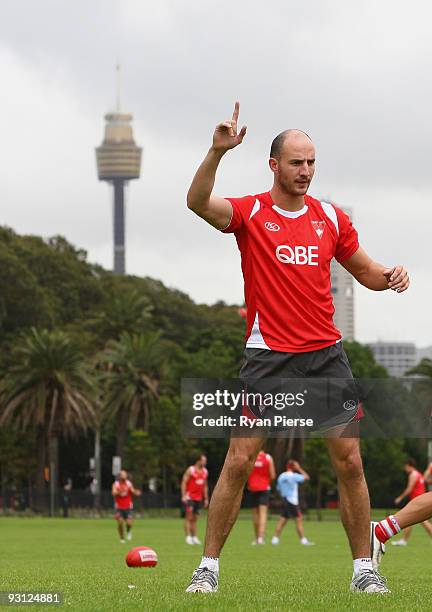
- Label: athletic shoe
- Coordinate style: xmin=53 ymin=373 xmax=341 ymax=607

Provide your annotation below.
xmin=271 ymin=536 xmax=280 ymax=545
xmin=186 ymin=535 xmax=194 ymax=545
xmin=120 ymin=539 xmax=125 ymax=544
xmin=370 ymin=522 xmax=385 ymax=570
xmin=192 ymin=536 xmax=201 ymax=545
xmin=185 ymin=567 xmax=219 ymax=593
xmin=127 ymin=531 xmax=132 ymax=541
xmin=391 ymin=539 xmax=407 ymax=546
xmin=301 ymin=539 xmax=315 ymax=546
xmin=350 ymin=569 xmax=390 ymax=593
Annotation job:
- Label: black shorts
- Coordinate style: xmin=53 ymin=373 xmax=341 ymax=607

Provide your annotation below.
xmin=115 ymin=509 xmax=133 ymax=520
xmin=249 ymin=490 xmax=270 ymax=507
xmin=239 ymin=343 xmax=360 ymax=432
xmin=184 ymin=500 xmax=202 ymax=515
xmin=281 ymin=500 xmax=302 ymax=519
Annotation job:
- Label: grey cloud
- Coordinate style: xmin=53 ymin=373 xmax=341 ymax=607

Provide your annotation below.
xmin=0 ymin=0 xmax=431 ymax=345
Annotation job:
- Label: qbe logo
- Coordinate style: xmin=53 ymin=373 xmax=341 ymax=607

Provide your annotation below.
xmin=276 ymin=245 xmax=319 ymax=266
xmin=265 ymin=222 xmax=280 ymax=232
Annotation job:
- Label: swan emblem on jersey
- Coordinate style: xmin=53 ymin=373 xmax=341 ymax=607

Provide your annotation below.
xmin=265 ymin=222 xmax=280 ymax=232
xmin=311 ymin=220 xmax=326 ymax=238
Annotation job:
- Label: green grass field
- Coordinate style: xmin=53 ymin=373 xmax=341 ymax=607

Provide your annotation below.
xmin=1 ymin=516 xmax=430 ymax=611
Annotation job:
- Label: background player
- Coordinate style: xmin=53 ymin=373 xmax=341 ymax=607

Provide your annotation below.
xmin=390 ymin=458 xmax=432 ymax=546
xmin=181 ymin=454 xmax=209 ymax=545
xmin=247 ymin=449 xmax=276 ymax=545
xmin=271 ymin=460 xmax=314 ymax=546
xmin=185 ymin=102 xmax=409 ymax=594
xmin=112 ymin=470 xmax=141 ymax=544
xmin=372 ymin=491 xmax=432 ymax=569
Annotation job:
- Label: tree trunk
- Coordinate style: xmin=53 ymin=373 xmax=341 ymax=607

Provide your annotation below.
xmin=1 ymin=464 xmax=6 ymax=513
xmin=34 ymin=427 xmax=46 ymax=513
xmin=162 ymin=463 xmax=168 ymax=509
xmin=116 ymin=408 xmax=129 ymax=458
xmin=291 ymin=436 xmax=305 ymax=462
xmin=48 ymin=434 xmax=59 ymax=517
xmin=316 ymin=473 xmax=322 ymax=521
xmin=94 ymin=428 xmax=101 ymax=511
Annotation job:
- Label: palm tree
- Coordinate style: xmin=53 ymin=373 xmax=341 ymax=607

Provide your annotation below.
xmin=101 ymin=331 xmax=167 ymax=458
xmin=88 ymin=289 xmax=153 ymax=342
xmin=0 ymin=328 xmax=96 ymax=513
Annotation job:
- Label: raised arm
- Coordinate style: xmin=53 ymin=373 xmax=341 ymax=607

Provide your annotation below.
xmin=187 ymin=102 xmax=247 ymax=229
xmin=292 ymin=461 xmax=310 ymax=481
xmin=342 ymin=247 xmax=409 ymax=292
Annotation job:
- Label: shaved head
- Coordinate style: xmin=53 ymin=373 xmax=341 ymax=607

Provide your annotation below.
xmin=270 ymin=129 xmax=313 ymax=159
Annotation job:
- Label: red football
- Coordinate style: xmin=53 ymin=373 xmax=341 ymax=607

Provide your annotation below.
xmin=125 ymin=546 xmax=158 ymax=568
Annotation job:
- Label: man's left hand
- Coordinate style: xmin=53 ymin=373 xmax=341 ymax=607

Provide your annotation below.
xmin=383 ymin=266 xmax=410 ymax=293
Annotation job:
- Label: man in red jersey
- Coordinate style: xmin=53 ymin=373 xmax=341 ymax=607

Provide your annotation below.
xmin=371 ymin=460 xmax=432 ymax=568
xmin=181 ymin=454 xmax=209 ymax=545
xmin=390 ymin=458 xmax=432 ymax=546
xmin=372 ymin=491 xmax=432 ymax=569
xmin=247 ymin=449 xmax=276 ymax=545
xmin=112 ymin=470 xmax=141 ymax=544
xmin=185 ymin=103 xmax=409 ymax=594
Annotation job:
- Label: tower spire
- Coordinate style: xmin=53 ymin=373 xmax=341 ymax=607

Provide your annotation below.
xmin=116 ymin=62 xmax=121 ymax=112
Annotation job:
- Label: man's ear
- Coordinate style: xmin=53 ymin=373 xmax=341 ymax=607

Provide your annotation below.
xmin=269 ymin=157 xmax=278 ymax=173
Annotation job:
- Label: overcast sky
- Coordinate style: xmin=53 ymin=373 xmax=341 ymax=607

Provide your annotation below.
xmin=1 ymin=0 xmax=431 ymax=346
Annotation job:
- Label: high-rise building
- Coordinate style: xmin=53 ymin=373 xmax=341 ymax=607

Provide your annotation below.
xmin=95 ymin=67 xmax=142 ymax=274
xmin=330 ymin=205 xmax=355 ymax=341
xmin=367 ymin=342 xmax=417 ymax=377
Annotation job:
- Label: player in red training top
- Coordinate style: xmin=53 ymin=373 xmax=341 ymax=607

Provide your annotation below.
xmin=247 ymin=449 xmax=276 ymax=545
xmin=371 ymin=459 xmax=432 ymax=568
xmin=181 ymin=455 xmax=209 ymax=545
xmin=112 ymin=470 xmax=141 ymax=544
xmin=390 ymin=458 xmax=432 ymax=546
xmin=185 ymin=103 xmax=410 ymax=595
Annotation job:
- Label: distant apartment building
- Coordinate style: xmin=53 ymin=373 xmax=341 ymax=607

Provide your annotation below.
xmin=330 ymin=206 xmax=355 ymax=341
xmin=367 ymin=342 xmax=418 ymax=377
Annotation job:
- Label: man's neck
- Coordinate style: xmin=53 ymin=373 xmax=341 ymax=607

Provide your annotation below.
xmin=270 ymin=185 xmax=306 ymax=212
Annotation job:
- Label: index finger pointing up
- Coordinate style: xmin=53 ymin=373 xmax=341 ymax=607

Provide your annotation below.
xmin=232 ymin=101 xmax=240 ymax=123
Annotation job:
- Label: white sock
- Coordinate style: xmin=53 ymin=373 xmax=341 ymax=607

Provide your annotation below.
xmin=353 ymin=557 xmax=373 ymax=575
xmin=257 ymin=536 xmax=264 ymax=544
xmin=300 ymin=537 xmax=308 ymax=544
xmin=199 ymin=556 xmax=219 ymax=573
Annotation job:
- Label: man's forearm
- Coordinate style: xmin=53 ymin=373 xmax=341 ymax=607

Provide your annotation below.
xmin=355 ymin=261 xmax=389 ymax=291
xmin=187 ymin=148 xmax=225 ymax=211
xmin=298 ymin=468 xmax=310 ymax=480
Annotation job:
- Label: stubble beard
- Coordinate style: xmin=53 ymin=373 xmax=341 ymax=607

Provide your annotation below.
xmin=277 ymin=175 xmax=310 ymax=197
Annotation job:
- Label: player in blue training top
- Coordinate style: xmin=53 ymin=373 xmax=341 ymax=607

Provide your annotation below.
xmin=271 ymin=460 xmax=314 ymax=546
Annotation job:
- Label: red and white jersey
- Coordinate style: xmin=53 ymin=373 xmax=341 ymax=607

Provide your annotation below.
xmin=409 ymin=470 xmax=426 ymax=500
xmin=113 ymin=479 xmax=134 ymax=510
xmin=186 ymin=466 xmax=208 ymax=501
xmin=222 ymin=192 xmax=359 ymax=352
xmin=247 ymin=451 xmax=272 ymax=492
